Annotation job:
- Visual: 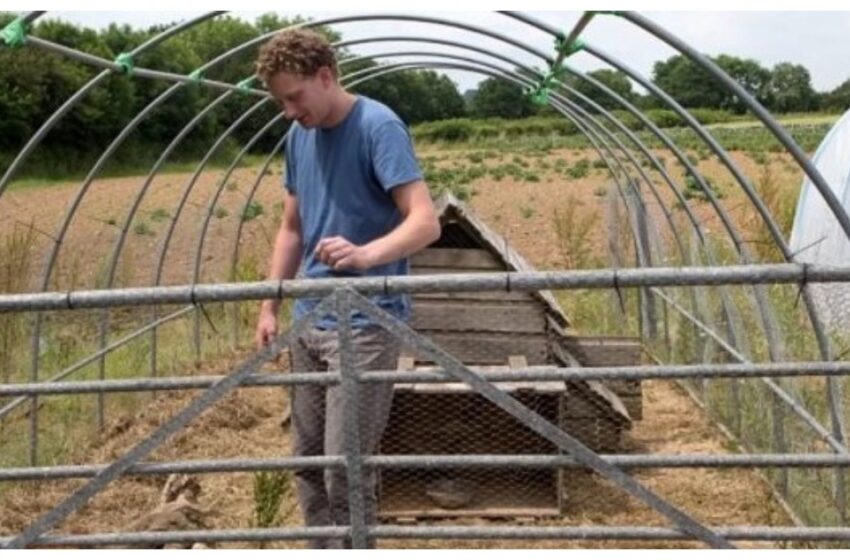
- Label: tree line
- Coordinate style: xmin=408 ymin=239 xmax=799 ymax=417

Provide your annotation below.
xmin=1 ymin=12 xmax=848 ymax=178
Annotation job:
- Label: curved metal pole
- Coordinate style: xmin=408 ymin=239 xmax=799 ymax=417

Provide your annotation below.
xmin=0 ymin=11 xmax=224 ymax=200
xmin=128 ymin=9 xmax=561 ymax=357
xmin=588 ymin=12 xmax=850 ymax=498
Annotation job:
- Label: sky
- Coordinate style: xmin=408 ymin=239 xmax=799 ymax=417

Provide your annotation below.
xmin=19 ymin=9 xmax=850 ymax=94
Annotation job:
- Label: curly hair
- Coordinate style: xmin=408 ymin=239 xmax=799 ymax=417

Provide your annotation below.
xmin=255 ymin=29 xmax=338 ymax=84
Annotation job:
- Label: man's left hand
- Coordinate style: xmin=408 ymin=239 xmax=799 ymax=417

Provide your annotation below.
xmin=314 ymin=236 xmax=375 ymax=271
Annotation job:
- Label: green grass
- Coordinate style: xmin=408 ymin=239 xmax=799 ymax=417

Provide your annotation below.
xmin=133 ymin=221 xmax=155 ymax=236
xmin=252 ymin=470 xmax=291 ymax=530
xmin=241 ymin=201 xmax=265 ymax=223
xmin=149 ymin=208 xmax=170 ymax=223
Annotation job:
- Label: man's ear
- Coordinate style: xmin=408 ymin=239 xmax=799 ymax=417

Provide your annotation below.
xmin=318 ymin=66 xmax=334 ymax=88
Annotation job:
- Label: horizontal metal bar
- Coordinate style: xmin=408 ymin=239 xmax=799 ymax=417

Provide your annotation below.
xmin=2 ymin=525 xmax=850 ymax=546
xmin=5 ymin=361 xmax=850 ymax=397
xmin=2 ymin=453 xmax=850 ymax=482
xmin=2 ymin=264 xmax=850 ymax=313
xmin=24 ymin=36 xmax=267 ymax=98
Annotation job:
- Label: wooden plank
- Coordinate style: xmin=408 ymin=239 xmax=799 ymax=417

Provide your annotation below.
xmin=546 ymin=316 xmax=580 ymax=339
xmin=508 ymin=355 xmax=528 ymax=369
xmin=560 ymin=417 xmax=624 ymax=453
xmin=428 ymin=193 xmax=571 ymax=328
xmin=567 ymin=336 xmax=643 ymax=367
xmin=394 ymin=365 xmax=564 ymax=393
xmin=560 ymin=393 xmax=602 ymax=419
xmin=379 ymin=470 xmax=559 ymax=519
xmin=411 ymin=301 xmax=546 ymax=334
xmin=605 ymin=379 xmax=642 ymax=396
xmin=406 ymin=381 xmax=566 ymax=394
xmin=586 ymin=380 xmax=631 ymax=424
xmin=550 ymin=339 xmax=581 ymax=367
xmin=411 ymin=248 xmax=504 ymax=270
xmin=412 ymin=331 xmax=549 ymax=365
xmin=414 ymin=291 xmax=534 ymax=302
xmin=379 ymin=505 xmax=560 ymax=519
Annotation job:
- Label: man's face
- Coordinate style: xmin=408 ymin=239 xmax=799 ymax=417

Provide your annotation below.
xmin=266 ymin=66 xmax=335 ymax=129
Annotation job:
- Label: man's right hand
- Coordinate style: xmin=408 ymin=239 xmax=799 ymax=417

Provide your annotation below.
xmin=255 ymin=305 xmax=279 ymax=349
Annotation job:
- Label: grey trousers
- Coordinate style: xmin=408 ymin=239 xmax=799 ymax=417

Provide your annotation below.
xmin=288 ymin=325 xmax=399 ymax=549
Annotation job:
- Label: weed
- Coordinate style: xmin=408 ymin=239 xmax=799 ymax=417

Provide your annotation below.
xmin=133 ymin=221 xmax=154 ymax=236
xmin=241 ymin=201 xmax=265 ymax=223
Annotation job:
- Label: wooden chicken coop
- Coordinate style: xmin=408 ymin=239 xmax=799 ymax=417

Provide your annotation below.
xmin=377 ymin=193 xmax=644 ymax=519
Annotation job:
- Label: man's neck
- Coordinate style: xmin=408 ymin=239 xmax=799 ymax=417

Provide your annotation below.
xmin=320 ymin=90 xmax=357 ymax=128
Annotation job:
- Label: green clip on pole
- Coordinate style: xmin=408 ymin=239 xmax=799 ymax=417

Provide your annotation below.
xmin=555 ymin=36 xmax=586 ymax=60
xmin=236 ymin=76 xmax=256 ymax=93
xmin=188 ymin=68 xmax=204 ymax=84
xmin=114 ymin=52 xmax=135 ymax=75
xmin=527 ymin=31 xmax=585 ymax=105
xmin=1 ymin=16 xmax=27 ymax=49
xmin=530 ymin=86 xmax=551 ymax=106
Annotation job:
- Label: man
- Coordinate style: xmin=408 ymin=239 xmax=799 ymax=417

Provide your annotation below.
xmin=253 ymin=29 xmax=441 ymax=548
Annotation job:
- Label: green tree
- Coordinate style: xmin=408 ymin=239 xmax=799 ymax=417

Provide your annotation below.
xmin=822 ymin=78 xmax=850 ymax=112
xmin=768 ymin=62 xmax=818 ymax=113
xmin=569 ymin=68 xmax=634 ymax=110
xmin=652 ymin=54 xmax=725 ymax=109
xmin=652 ymin=53 xmax=771 ymax=113
xmin=469 ymin=77 xmax=535 ymax=119
xmin=714 ymin=54 xmax=771 ymax=112
xmin=351 ymin=65 xmax=466 ymax=124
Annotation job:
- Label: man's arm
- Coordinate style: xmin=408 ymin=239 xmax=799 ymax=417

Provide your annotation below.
xmin=256 ymin=190 xmax=302 ymax=348
xmin=314 ymin=179 xmax=440 ymax=271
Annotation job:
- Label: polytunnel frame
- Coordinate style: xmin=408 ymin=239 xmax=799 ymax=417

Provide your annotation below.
xmin=2 ymin=11 xmax=837 ymax=464
xmin=13 ymin=10 xmax=848 ymax=512
xmin=1 ymin=2 xmax=847 ymax=534
xmin=0 ymin=9 xmax=849 ymax=547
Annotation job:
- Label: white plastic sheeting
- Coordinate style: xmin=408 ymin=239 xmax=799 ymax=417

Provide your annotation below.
xmin=789 ymin=109 xmax=850 ymax=332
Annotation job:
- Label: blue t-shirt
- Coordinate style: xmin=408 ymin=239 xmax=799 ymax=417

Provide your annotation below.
xmin=284 ymin=95 xmax=423 ymax=329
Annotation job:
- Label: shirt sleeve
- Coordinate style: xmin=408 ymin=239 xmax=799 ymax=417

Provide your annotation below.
xmin=284 ymin=130 xmax=297 ymax=195
xmin=370 ymin=120 xmax=424 ymax=193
